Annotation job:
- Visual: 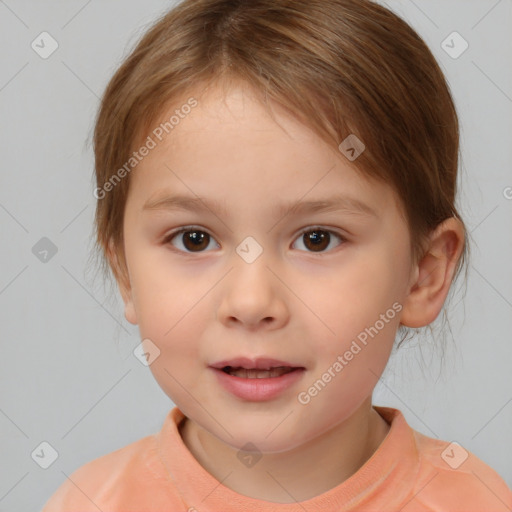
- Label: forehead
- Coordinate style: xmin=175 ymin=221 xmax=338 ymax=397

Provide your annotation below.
xmin=126 ymin=83 xmax=399 ymax=221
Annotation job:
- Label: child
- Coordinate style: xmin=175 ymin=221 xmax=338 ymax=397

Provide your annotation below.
xmin=43 ymin=0 xmax=512 ymax=510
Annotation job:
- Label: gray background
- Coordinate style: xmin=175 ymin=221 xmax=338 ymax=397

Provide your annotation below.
xmin=0 ymin=0 xmax=511 ymax=510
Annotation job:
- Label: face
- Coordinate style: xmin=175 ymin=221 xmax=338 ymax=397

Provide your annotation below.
xmin=119 ymin=83 xmax=416 ymax=452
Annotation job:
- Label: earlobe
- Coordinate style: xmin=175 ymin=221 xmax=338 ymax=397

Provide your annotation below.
xmin=106 ymin=240 xmax=138 ymax=326
xmin=400 ymin=217 xmax=465 ymax=328
xmin=123 ymin=299 xmax=138 ymax=326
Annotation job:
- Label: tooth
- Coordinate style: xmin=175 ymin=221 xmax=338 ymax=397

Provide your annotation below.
xmin=228 ymin=367 xmax=294 ymax=378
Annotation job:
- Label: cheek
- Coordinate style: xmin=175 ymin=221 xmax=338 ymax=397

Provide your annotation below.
xmin=127 ymin=245 xmax=204 ymax=326
xmin=131 ymin=255 xmax=215 ymax=356
xmin=132 ymin=271 xmax=211 ymax=398
xmin=318 ymin=253 xmax=404 ymax=326
xmin=302 ymin=249 xmax=407 ymax=370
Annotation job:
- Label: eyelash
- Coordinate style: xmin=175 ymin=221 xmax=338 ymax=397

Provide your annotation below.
xmin=163 ymin=225 xmax=346 ymax=254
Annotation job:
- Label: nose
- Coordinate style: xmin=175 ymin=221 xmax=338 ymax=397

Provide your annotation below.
xmin=216 ymin=254 xmax=290 ymax=331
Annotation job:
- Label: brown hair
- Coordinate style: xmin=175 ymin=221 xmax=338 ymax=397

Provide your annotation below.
xmin=91 ymin=0 xmax=467 ymax=329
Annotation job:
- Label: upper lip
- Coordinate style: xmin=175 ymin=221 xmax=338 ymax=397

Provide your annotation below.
xmin=210 ymin=357 xmax=304 ymax=370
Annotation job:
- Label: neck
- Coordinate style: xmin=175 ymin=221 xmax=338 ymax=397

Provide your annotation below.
xmin=178 ymin=398 xmax=390 ymax=503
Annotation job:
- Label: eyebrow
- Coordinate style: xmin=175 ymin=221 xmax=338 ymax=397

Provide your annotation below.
xmin=142 ymin=193 xmax=377 ymax=218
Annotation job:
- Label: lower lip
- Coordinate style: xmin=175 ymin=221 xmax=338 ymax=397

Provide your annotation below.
xmin=211 ymin=368 xmax=305 ymax=401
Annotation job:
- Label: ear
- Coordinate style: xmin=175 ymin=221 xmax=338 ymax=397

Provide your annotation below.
xmin=400 ymin=217 xmax=465 ymax=328
xmin=106 ymin=239 xmax=138 ymax=325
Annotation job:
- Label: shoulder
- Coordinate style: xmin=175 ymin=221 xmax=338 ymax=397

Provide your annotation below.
xmin=41 ymin=433 xmax=175 ymax=511
xmin=406 ymin=430 xmax=512 ymax=511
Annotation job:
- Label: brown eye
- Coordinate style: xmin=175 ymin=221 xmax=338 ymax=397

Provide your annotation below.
xmin=165 ymin=228 xmax=219 ymax=252
xmin=293 ymin=228 xmax=344 ymax=253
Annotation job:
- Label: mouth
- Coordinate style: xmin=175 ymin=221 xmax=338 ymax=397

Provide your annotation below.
xmin=210 ymin=357 xmax=306 ymax=401
xmin=210 ymin=357 xmax=305 ymax=379
xmin=220 ymin=366 xmax=300 ymax=379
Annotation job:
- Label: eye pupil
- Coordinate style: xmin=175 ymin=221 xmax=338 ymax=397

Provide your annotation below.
xmin=304 ymin=230 xmax=329 ymax=252
xmin=184 ymin=231 xmax=209 ymax=251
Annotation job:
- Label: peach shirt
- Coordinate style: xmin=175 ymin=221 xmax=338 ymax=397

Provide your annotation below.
xmin=42 ymin=406 xmax=512 ymax=511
